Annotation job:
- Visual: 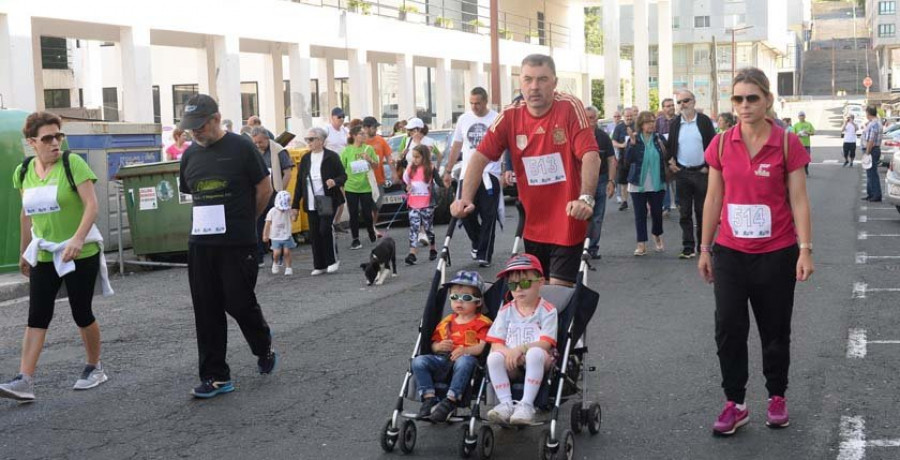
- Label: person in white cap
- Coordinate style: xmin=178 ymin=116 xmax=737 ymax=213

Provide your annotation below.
xmin=791 ymin=112 xmax=814 ymax=176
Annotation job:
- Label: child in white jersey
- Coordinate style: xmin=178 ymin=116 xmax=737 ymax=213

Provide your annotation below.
xmin=263 ymin=191 xmax=297 ymax=275
xmin=485 ymin=254 xmax=558 ymax=425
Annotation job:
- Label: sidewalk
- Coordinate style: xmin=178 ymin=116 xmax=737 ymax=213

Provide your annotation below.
xmin=0 ymin=271 xmax=28 ymax=303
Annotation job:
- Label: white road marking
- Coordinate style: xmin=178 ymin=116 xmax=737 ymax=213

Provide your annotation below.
xmin=847 ymin=329 xmax=867 ymax=358
xmin=864 ymin=217 xmax=899 ymax=221
xmin=858 ymin=232 xmax=900 ymax=239
xmin=857 ymin=252 xmax=900 ymax=264
xmin=838 ymin=416 xmax=900 ymax=459
xmin=859 ymin=215 xmax=867 ymax=223
xmin=853 ymin=283 xmax=867 ymax=299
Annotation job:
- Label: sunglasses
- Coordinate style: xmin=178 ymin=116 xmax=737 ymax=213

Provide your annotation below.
xmin=449 ymin=293 xmax=482 ymax=303
xmin=508 ymin=278 xmax=541 ymax=291
xmin=730 ymin=94 xmax=762 ymax=104
xmin=32 ymin=132 xmax=66 ymax=144
xmin=304 ymin=137 xmax=319 ymax=143
xmin=677 ymin=98 xmax=693 ymax=105
xmin=335 ymin=115 xmax=345 ymax=119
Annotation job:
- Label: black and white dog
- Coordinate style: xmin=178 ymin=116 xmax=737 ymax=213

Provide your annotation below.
xmin=360 ymin=236 xmax=397 ymax=285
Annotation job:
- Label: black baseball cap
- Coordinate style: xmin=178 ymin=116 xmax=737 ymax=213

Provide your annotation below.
xmin=179 ymin=94 xmax=219 ymax=130
xmin=362 ymin=116 xmax=380 ymax=128
xmin=331 ymin=107 xmax=346 ymax=118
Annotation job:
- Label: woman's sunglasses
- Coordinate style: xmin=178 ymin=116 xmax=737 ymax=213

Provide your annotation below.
xmin=304 ymin=137 xmax=319 ymax=143
xmin=449 ymin=293 xmax=482 ymax=303
xmin=508 ymin=279 xmax=541 ymax=291
xmin=32 ymin=132 xmax=66 ymax=144
xmin=730 ymin=94 xmax=762 ymax=104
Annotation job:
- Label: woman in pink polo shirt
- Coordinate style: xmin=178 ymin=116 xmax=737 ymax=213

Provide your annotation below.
xmin=698 ymin=67 xmax=814 ymax=437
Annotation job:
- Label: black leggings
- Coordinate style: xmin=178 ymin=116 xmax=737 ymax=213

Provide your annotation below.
xmin=843 ymin=142 xmax=857 ymax=161
xmin=345 ymin=191 xmax=376 ymax=241
xmin=28 ymin=253 xmax=100 ymax=329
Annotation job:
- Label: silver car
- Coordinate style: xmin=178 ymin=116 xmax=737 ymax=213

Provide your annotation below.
xmin=886 ymin=149 xmax=900 ymax=214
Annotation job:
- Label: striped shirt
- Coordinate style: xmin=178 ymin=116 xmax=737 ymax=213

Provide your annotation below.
xmin=865 ymin=119 xmax=883 ymax=147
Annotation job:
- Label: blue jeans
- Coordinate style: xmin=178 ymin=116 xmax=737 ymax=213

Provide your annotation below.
xmin=631 ymin=190 xmax=665 ymax=242
xmin=587 ymin=173 xmax=609 ymax=255
xmin=411 ymin=354 xmax=478 ymax=401
xmin=867 ymin=147 xmax=882 ymax=200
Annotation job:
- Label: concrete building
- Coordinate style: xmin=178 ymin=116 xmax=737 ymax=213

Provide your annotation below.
xmin=867 ymin=0 xmax=900 ymax=91
xmin=616 ymin=0 xmax=809 ymax=115
xmin=1 ymin=0 xmax=635 ymax=141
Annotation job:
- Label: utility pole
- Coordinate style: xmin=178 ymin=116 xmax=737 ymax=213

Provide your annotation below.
xmin=489 ymin=0 xmax=501 ymax=110
xmin=853 ymin=0 xmax=859 ymax=93
xmin=711 ymin=36 xmax=719 ymax=117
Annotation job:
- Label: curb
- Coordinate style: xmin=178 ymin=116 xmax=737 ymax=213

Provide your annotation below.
xmin=0 ymin=276 xmax=29 ymax=303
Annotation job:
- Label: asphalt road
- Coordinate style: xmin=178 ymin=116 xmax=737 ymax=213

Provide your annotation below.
xmin=2 ymin=103 xmax=900 ymax=459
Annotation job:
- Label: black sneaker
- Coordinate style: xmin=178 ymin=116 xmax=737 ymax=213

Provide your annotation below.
xmin=678 ymin=249 xmax=696 ymax=259
xmin=618 ymin=201 xmax=628 ymax=211
xmin=191 ymin=379 xmax=234 ymax=399
xmin=429 ymin=398 xmax=457 ymax=423
xmin=350 ymin=239 xmax=363 ymax=250
xmin=417 ymin=397 xmax=438 ymax=419
xmin=405 ymin=253 xmax=417 ymax=265
xmin=258 ymin=350 xmax=278 ymax=375
xmin=429 ymin=249 xmax=438 ymax=261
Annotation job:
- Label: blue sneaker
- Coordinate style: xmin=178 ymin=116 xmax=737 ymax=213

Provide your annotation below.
xmin=258 ymin=351 xmax=278 ymax=375
xmin=191 ymin=379 xmax=234 ymax=399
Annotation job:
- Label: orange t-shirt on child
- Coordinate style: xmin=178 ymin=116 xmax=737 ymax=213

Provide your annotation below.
xmin=432 ymin=313 xmax=493 ymax=348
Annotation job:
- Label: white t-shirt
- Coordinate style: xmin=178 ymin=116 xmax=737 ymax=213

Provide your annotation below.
xmin=843 ymin=123 xmax=858 ymax=143
xmin=453 ymin=110 xmax=501 ymax=178
xmin=404 ymin=136 xmax=436 ymax=163
xmin=265 ymin=207 xmax=293 ymax=241
xmin=325 ymin=124 xmax=348 ymax=153
xmin=306 ymin=151 xmax=325 ymax=212
xmin=486 ymin=299 xmax=559 ymax=348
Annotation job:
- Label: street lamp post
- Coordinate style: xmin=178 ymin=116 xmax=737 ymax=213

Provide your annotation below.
xmin=728 ymin=25 xmax=754 ymax=82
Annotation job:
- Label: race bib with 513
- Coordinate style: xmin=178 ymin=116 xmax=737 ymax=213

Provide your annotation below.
xmin=728 ymin=204 xmax=772 ymax=239
xmin=522 ymin=153 xmax=566 ymax=186
xmin=192 ymin=205 xmax=227 ymax=235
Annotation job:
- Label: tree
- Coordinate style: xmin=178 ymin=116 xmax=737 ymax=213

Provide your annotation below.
xmin=649 ymin=88 xmax=660 ymax=112
xmin=591 ymin=80 xmax=605 ymax=117
xmin=585 ymin=7 xmax=603 ymax=55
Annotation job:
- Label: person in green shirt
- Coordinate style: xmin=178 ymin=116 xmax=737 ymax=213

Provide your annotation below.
xmin=792 ymin=111 xmax=815 ymax=176
xmin=341 ymin=124 xmax=379 ymax=249
xmin=0 ymin=112 xmax=107 ymax=403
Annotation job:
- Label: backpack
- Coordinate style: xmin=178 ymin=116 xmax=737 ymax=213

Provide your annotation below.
xmin=717 ymin=127 xmax=790 ymax=181
xmin=20 ymin=150 xmax=78 ymax=192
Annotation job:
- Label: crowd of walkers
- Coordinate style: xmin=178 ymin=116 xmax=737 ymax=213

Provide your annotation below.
xmin=1 ymin=54 xmax=818 ymax=439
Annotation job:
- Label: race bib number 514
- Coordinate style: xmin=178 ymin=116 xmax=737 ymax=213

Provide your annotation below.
xmin=522 ymin=153 xmax=566 ymax=186
xmin=728 ymin=204 xmax=772 ymax=239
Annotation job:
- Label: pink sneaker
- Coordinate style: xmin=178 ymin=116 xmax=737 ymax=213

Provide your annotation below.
xmin=713 ymin=401 xmax=749 ymax=437
xmin=766 ymin=396 xmax=790 ymax=428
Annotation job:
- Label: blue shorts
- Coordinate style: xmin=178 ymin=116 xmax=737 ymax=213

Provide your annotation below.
xmin=270 ymin=238 xmax=297 ymax=250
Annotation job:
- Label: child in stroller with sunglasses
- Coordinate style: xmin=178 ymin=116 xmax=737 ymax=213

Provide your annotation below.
xmin=411 ymin=271 xmax=493 ymax=422
xmin=485 ymin=254 xmax=558 ymax=425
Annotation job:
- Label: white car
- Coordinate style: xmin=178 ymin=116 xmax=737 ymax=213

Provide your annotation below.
xmin=886 ymin=150 xmax=900 ymax=214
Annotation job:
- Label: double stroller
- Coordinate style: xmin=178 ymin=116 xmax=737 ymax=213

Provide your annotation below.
xmin=378 ymin=215 xmax=602 ymax=459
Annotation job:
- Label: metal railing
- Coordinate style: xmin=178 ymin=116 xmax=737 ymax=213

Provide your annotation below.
xmin=286 ymin=0 xmax=571 ymax=49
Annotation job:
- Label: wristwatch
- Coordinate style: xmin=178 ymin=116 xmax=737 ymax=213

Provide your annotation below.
xmin=578 ymin=194 xmax=596 ymax=208
xmin=799 ymin=243 xmax=813 ymax=253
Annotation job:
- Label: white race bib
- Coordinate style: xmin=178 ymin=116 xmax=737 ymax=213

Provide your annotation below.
xmin=22 ymin=185 xmax=60 ymax=216
xmin=409 ymin=182 xmax=430 ymax=196
xmin=350 ymin=159 xmax=370 ymax=174
xmin=506 ymin=322 xmax=540 ymax=349
xmin=522 ymin=153 xmax=566 ymax=186
xmin=728 ymin=204 xmax=772 ymax=239
xmin=192 ymin=205 xmax=227 ymax=235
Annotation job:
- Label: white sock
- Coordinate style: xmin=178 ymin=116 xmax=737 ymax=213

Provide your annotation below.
xmin=486 ymin=352 xmax=512 ymax=404
xmin=735 ymin=403 xmax=746 ymax=411
xmin=521 ymin=348 xmax=546 ymax=405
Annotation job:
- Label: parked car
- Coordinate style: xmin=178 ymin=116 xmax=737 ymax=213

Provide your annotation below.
xmin=881 ymin=131 xmax=900 ymax=167
xmin=886 ymin=149 xmax=900 ymax=214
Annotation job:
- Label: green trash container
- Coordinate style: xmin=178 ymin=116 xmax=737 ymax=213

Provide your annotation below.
xmin=117 ymin=160 xmax=192 ymax=256
xmin=0 ymin=110 xmax=29 ymax=273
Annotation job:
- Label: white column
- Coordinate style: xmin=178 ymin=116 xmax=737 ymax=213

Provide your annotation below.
xmin=269 ymin=44 xmax=286 ymax=134
xmin=80 ymin=40 xmax=103 ymax=110
xmin=602 ymin=0 xmax=621 ymax=116
xmin=324 ymin=57 xmax=337 ymax=113
xmin=466 ymin=61 xmax=486 ymax=90
xmin=210 ymin=35 xmax=242 ymax=126
xmin=435 ymin=57 xmax=452 ymax=128
xmin=288 ymin=41 xmax=313 ymax=135
xmin=347 ymin=47 xmax=371 ymax=118
xmin=499 ymin=64 xmax=512 ymax=104
xmin=397 ymin=53 xmax=415 ymax=120
xmin=204 ymin=37 xmax=217 ymax=100
xmin=581 ymin=73 xmax=591 ymax=107
xmin=633 ymin=0 xmax=649 ymax=110
xmin=657 ymin=0 xmax=673 ymax=103
xmin=567 ymin=1 xmax=586 ymax=53
xmin=119 ymin=26 xmax=154 ymax=122
xmin=369 ymin=60 xmax=380 ymax=121
xmin=623 ymin=77 xmax=633 ymax=107
xmin=31 ymin=29 xmax=44 ymax=111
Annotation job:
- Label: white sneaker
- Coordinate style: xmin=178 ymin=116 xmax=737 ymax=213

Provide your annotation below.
xmin=311 ymin=269 xmax=326 ymax=276
xmin=327 ymin=261 xmax=340 ymax=273
xmin=284 ymin=267 xmax=293 ymax=276
xmin=487 ymin=401 xmax=516 ymax=424
xmin=73 ymin=363 xmax=108 ymax=390
xmin=271 ymin=263 xmax=281 ymax=274
xmin=509 ymin=402 xmax=536 ymax=425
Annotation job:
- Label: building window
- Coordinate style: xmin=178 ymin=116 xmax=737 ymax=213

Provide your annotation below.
xmin=78 ymin=88 xmax=84 ymax=107
xmin=44 ymin=89 xmax=71 ymax=109
xmin=283 ymin=80 xmax=291 ymax=124
xmin=649 ymin=76 xmax=659 ymax=89
xmin=879 ymin=23 xmax=896 ymax=37
xmin=310 ymin=78 xmax=320 ymax=118
xmin=102 ymin=87 xmax=119 ymax=122
xmin=336 ymin=78 xmax=350 ymax=117
xmin=673 ymin=15 xmax=680 ymax=29
xmin=172 ymin=84 xmax=199 ymax=123
xmin=241 ymin=82 xmax=259 ymax=125
xmin=694 ymin=16 xmax=710 ymax=29
xmin=693 ymin=46 xmax=710 ymax=67
xmin=673 ymin=45 xmax=688 ymax=67
xmin=879 ymin=1 xmax=896 ymax=14
xmin=649 ymin=46 xmax=659 ymax=66
xmin=537 ymin=11 xmax=546 ymax=46
xmin=673 ymin=75 xmax=689 ymax=90
xmin=717 ymin=45 xmax=733 ymax=68
xmin=152 ymin=85 xmax=161 ymax=124
xmin=736 ymin=44 xmax=753 ymax=66
xmin=40 ymin=37 xmax=68 ymax=70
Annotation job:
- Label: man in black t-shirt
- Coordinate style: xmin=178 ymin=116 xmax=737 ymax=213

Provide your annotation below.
xmin=585 ymin=106 xmax=617 ymax=259
xmin=178 ymin=94 xmax=277 ymax=399
xmin=611 ymin=107 xmax=635 ymax=211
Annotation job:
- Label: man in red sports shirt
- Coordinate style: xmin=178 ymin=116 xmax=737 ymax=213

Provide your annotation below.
xmin=451 ymin=54 xmax=601 ymax=286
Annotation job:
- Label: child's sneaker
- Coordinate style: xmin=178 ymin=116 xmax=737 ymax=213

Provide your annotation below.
xmin=271 ymin=263 xmax=281 ymax=274
xmin=429 ymin=249 xmax=438 ymax=261
xmin=712 ymin=401 xmax=749 ymax=436
xmin=350 ymin=239 xmax=363 ymax=250
xmin=429 ymin=398 xmax=457 ymax=423
xmin=509 ymin=402 xmax=536 ymax=425
xmin=284 ymin=267 xmax=293 ymax=276
xmin=766 ymin=396 xmax=790 ymax=428
xmin=417 ymin=397 xmax=438 ymax=419
xmin=487 ymin=401 xmax=515 ymax=424
xmin=405 ymin=253 xmax=417 ymax=265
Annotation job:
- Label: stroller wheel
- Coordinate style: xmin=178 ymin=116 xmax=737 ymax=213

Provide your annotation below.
xmin=458 ymin=425 xmax=476 ymax=458
xmin=380 ymin=418 xmax=399 ymax=452
xmin=477 ymin=425 xmax=494 ymax=459
xmin=554 ymin=429 xmax=575 ymax=460
xmin=570 ymin=404 xmax=584 ymax=434
xmin=587 ymin=403 xmax=602 ymax=435
xmin=399 ymin=419 xmax=418 ymax=454
xmin=538 ymin=429 xmax=556 ymax=460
